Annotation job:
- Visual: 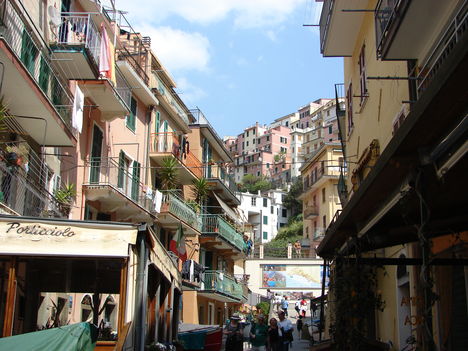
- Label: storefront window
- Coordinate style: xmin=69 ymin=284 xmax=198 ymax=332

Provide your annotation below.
xmin=11 ymin=257 xmax=122 ymax=341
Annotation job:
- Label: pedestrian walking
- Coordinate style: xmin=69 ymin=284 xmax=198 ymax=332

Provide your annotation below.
xmin=293 ymin=240 xmax=301 ymax=257
xmin=294 ymin=300 xmax=300 ymax=317
xmin=250 ymin=315 xmax=268 ymax=351
xmin=280 ymin=296 xmax=289 ymax=317
xmin=300 ymin=297 xmax=308 ymax=318
xmin=274 ymin=294 xmax=282 ymax=311
xmin=267 ymin=318 xmax=282 ymax=351
xmin=224 ymin=313 xmax=243 ymax=351
xmin=296 ymin=315 xmax=303 ymax=339
xmin=277 ymin=310 xmax=293 ymax=351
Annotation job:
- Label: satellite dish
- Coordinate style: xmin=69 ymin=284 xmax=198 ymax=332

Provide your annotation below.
xmin=48 ymin=6 xmax=61 ymax=27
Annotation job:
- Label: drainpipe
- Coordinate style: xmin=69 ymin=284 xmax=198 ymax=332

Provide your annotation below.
xmin=134 ymin=224 xmax=148 ymax=351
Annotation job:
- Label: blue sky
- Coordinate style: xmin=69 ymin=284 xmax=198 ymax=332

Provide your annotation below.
xmin=115 ymin=0 xmax=343 ymax=137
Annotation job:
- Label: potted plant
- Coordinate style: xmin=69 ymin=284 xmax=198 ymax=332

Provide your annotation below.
xmin=54 ymin=183 xmax=77 ymax=216
xmin=159 ymin=157 xmax=179 ymax=190
xmin=191 ymin=177 xmax=209 ymax=207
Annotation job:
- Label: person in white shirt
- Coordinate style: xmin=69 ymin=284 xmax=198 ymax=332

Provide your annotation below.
xmin=277 ymin=310 xmax=293 ymax=351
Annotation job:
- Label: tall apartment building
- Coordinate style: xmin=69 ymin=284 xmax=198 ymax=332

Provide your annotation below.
xmin=316 ymin=0 xmax=467 ymax=349
xmin=237 ymin=189 xmax=290 ymax=244
xmin=0 ymin=0 xmax=247 ymax=348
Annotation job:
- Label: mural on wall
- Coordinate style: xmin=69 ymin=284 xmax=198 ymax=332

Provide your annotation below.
xmin=261 ymin=264 xmax=328 ymax=289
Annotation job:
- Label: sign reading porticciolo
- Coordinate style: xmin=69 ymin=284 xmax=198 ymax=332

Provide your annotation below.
xmin=0 ymin=218 xmax=137 ymax=257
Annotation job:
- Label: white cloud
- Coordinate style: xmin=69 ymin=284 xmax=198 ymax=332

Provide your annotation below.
xmin=175 ymin=76 xmax=208 ymax=103
xmin=236 ymin=57 xmax=248 ymax=66
xmin=115 ymin=0 xmax=307 ymax=28
xmin=265 ymin=30 xmax=277 ymax=42
xmin=138 ymin=26 xmax=211 ymax=72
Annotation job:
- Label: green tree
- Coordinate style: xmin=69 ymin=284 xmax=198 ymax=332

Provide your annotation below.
xmin=160 ymin=157 xmax=179 ymax=190
xmin=238 ymin=174 xmax=272 ymax=194
xmin=283 ymin=176 xmax=303 ymax=217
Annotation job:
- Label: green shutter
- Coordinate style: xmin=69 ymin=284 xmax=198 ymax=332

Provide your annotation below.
xmin=117 ymin=150 xmax=125 ymax=188
xmin=126 ymin=97 xmax=137 ymax=131
xmin=20 ymin=30 xmax=38 ymax=76
xmin=131 ymin=161 xmax=141 ymax=201
xmin=155 ymin=111 xmax=160 ymax=133
xmin=263 ymin=216 xmax=268 ymax=225
xmin=38 ymin=57 xmax=50 ymax=93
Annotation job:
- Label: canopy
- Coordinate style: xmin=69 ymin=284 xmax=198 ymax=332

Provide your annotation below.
xmin=212 ymin=193 xmax=242 ymax=225
xmin=0 ymin=323 xmax=97 ymax=351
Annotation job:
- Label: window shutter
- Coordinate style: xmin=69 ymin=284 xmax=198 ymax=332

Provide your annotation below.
xmin=117 ymin=150 xmax=125 ymax=188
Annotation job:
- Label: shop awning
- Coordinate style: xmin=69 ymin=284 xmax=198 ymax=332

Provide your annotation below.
xmin=0 ymin=216 xmax=138 ymax=257
xmin=213 ymin=193 xmax=242 ymax=226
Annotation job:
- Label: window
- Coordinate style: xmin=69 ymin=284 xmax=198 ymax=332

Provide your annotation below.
xmin=347 ymin=83 xmax=354 ymax=133
xmin=275 ymin=167 xmax=278 ymax=174
xmin=329 ymin=126 xmax=333 ymax=134
xmin=327 ymin=110 xmax=330 ymax=116
xmin=285 ymin=121 xmax=289 ymax=127
xmin=322 ymin=188 xmax=326 ymax=203
xmin=322 ymin=215 xmax=327 ymax=228
xmin=266 ymin=163 xmax=270 ymax=169
xmin=280 ymin=137 xmax=287 ymax=143
xmin=246 ymin=141 xmax=249 ymax=146
xmin=282 ymin=164 xmax=285 ymax=169
xmin=263 ymin=216 xmax=268 ymax=225
xmin=266 ymin=136 xmax=270 ymax=142
xmin=251 ymin=197 xmax=257 ymax=206
xmin=242 ymin=142 xmax=245 ymax=149
xmin=126 ymin=97 xmax=137 ymax=131
xmin=358 ymin=45 xmax=367 ymax=104
xmin=306 ymin=122 xmax=309 ymax=128
xmin=270 ymin=206 xmax=274 ymax=214
xmin=253 ymin=129 xmax=256 ymax=135
xmin=263 ymin=198 xmax=268 ymax=207
xmin=305 ymin=226 xmax=309 ymax=238
xmin=258 ymin=138 xmax=261 ymax=144
xmin=253 ymin=138 xmax=256 ymax=144
xmin=246 ymin=131 xmax=249 ymax=137
xmin=263 ymin=231 xmax=268 ymax=240
xmin=257 ymin=171 xmax=260 ymax=176
xmin=282 ymin=208 xmax=287 ymax=218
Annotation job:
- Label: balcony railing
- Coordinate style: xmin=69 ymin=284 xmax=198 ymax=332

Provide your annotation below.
xmin=115 ymin=65 xmax=132 ymax=110
xmin=313 ymin=227 xmax=326 ymax=240
xmin=149 ymin=132 xmax=203 ymax=178
xmin=83 ymin=157 xmax=154 ymax=213
xmin=153 ymin=74 xmax=190 ymax=125
xmin=56 ymin=13 xmax=101 ymax=68
xmin=117 ymin=46 xmax=149 ymax=85
xmin=0 ymin=160 xmax=66 ymax=218
xmin=201 ymin=214 xmax=245 ymax=252
xmin=201 ymin=270 xmax=243 ymax=300
xmin=204 ymin=164 xmax=237 ymax=194
xmin=416 ymin=3 xmax=468 ymax=95
xmin=0 ymin=0 xmax=73 ymax=127
xmin=304 ymin=204 xmax=319 ymax=219
xmin=375 ymin=0 xmax=411 ymax=59
xmin=161 ymin=191 xmax=202 ymax=231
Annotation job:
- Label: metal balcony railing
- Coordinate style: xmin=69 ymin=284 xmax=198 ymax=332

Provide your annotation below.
xmin=0 ymin=161 xmax=66 ymax=218
xmin=304 ymin=204 xmax=319 ymax=219
xmin=56 ymin=13 xmax=101 ymax=68
xmin=117 ymin=46 xmax=149 ymax=85
xmin=0 ymin=0 xmax=73 ymax=127
xmin=204 ymin=164 xmax=237 ymax=194
xmin=83 ymin=157 xmax=154 ymax=213
xmin=319 ymin=0 xmax=335 ymax=54
xmin=161 ymin=191 xmax=202 ymax=231
xmin=115 ymin=65 xmax=132 ymax=110
xmin=149 ymin=132 xmax=203 ymax=178
xmin=201 ymin=270 xmax=243 ymax=300
xmin=201 ymin=214 xmax=246 ymax=252
xmin=153 ymin=74 xmax=190 ymax=125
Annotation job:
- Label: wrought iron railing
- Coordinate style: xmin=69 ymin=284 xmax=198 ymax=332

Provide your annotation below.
xmin=149 ymin=132 xmax=203 ymax=178
xmin=83 ymin=157 xmax=154 ymax=213
xmin=204 ymin=164 xmax=237 ymax=194
xmin=152 ymin=74 xmax=190 ymax=125
xmin=201 ymin=214 xmax=245 ymax=252
xmin=55 ymin=13 xmax=101 ymax=68
xmin=0 ymin=161 xmax=66 ymax=217
xmin=201 ymin=270 xmax=243 ymax=300
xmin=161 ymin=191 xmax=202 ymax=231
xmin=115 ymin=65 xmax=132 ymax=110
xmin=0 ymin=0 xmax=73 ymax=127
xmin=117 ymin=45 xmax=149 ymax=85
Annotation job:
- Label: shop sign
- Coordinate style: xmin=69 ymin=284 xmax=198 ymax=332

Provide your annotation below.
xmin=401 ymin=295 xmax=424 ymax=326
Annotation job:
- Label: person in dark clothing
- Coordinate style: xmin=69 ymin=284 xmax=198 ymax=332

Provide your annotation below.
xmin=296 ymin=315 xmax=303 ymax=339
xmin=224 ymin=313 xmax=243 ymax=351
xmin=267 ymin=318 xmax=282 ymax=351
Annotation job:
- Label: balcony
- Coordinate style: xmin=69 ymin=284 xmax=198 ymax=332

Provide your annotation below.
xmin=319 ymin=0 xmax=369 ymax=56
xmin=201 ymin=214 xmax=246 ymax=253
xmin=199 ymin=270 xmax=244 ymax=302
xmin=313 ymin=228 xmax=326 ymax=241
xmin=82 ymin=157 xmax=155 ymax=222
xmin=0 ymin=159 xmax=67 ymax=218
xmin=149 ymin=132 xmax=202 ymax=183
xmin=157 ymin=191 xmax=202 ymax=236
xmin=304 ymin=204 xmax=319 ymax=219
xmin=117 ymin=47 xmax=159 ymax=106
xmin=152 ymin=73 xmax=190 ymax=131
xmin=204 ymin=164 xmax=240 ymax=206
xmin=0 ymin=0 xmax=75 ymax=146
xmin=375 ymin=0 xmax=463 ymax=60
xmin=50 ymin=13 xmax=101 ymax=79
xmin=77 ymin=65 xmax=131 ymax=121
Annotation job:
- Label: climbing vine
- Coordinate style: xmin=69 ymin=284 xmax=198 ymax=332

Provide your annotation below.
xmin=329 ymin=254 xmax=386 ymax=351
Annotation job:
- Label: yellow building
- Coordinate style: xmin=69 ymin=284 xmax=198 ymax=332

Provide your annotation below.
xmin=316 ymin=0 xmax=468 ymax=350
xmin=299 ymin=143 xmax=343 ymax=257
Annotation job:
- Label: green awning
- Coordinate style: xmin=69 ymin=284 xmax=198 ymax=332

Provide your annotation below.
xmin=0 ymin=323 xmax=97 ymax=351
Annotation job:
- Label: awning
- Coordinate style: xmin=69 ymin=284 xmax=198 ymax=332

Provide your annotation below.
xmin=0 ymin=216 xmax=138 ymax=257
xmin=213 ymin=193 xmax=242 ymax=226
